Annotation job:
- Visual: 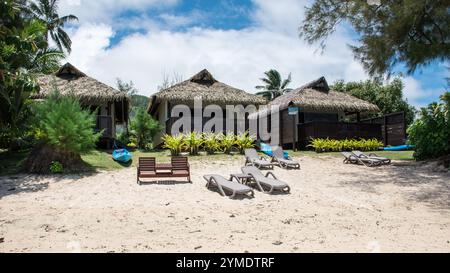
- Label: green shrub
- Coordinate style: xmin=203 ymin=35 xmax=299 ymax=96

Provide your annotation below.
xmin=49 ymin=161 xmax=63 ymax=173
xmin=130 ymin=107 xmax=163 ymax=149
xmin=235 ymin=131 xmax=255 ymax=154
xmin=127 ymin=135 xmax=138 ymax=147
xmin=407 ymin=92 xmax=450 ymax=160
xmin=202 ymin=133 xmax=221 ymax=154
xmin=183 ymin=132 xmax=203 ymax=155
xmin=218 ymin=132 xmax=236 ymax=154
xmin=144 ymin=143 xmax=153 ymax=151
xmin=308 ymin=138 xmax=383 ymax=152
xmin=35 ymin=91 xmax=101 ymax=154
xmin=162 ymin=134 xmax=185 ymax=156
xmin=116 ymin=132 xmax=130 ymax=146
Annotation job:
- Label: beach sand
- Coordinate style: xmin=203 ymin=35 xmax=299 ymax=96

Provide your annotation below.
xmin=1 ymin=156 xmax=449 ymax=253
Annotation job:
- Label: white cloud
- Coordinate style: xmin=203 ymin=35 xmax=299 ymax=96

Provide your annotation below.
xmin=251 ymin=0 xmax=309 ymax=34
xmin=64 ymin=0 xmax=369 ymax=97
xmin=59 ymin=0 xmax=179 ymax=24
xmin=66 ymin=24 xmax=113 ymax=73
xmin=158 ymin=12 xmax=205 ymax=29
xmin=403 ymin=77 xmax=443 ymax=107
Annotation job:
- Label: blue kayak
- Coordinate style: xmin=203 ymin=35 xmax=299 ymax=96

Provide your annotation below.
xmin=112 ymin=149 xmax=132 ymax=163
xmin=383 ymin=144 xmax=414 ymax=151
xmin=260 ymin=143 xmax=289 ymax=158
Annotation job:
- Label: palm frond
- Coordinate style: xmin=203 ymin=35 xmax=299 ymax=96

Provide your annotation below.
xmin=58 ymin=15 xmax=78 ymax=25
xmin=50 ymin=30 xmax=63 ymax=52
xmin=57 ymin=27 xmax=72 ymax=53
xmin=281 ymin=73 xmax=292 ymax=89
xmin=27 ymin=1 xmax=43 ymax=17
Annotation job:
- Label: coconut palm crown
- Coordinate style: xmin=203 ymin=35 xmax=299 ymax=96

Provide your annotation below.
xmin=28 ymin=0 xmax=78 ymax=53
xmin=255 ymin=69 xmax=293 ymax=100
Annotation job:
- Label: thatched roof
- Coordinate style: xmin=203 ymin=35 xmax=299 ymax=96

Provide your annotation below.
xmin=33 ymin=63 xmax=129 ymax=104
xmin=249 ymin=77 xmax=379 ymax=118
xmin=147 ymin=69 xmax=266 ymax=113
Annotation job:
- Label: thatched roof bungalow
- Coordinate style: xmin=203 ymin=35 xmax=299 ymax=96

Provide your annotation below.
xmin=34 ymin=63 xmax=129 ymax=141
xmin=148 ymin=69 xmax=266 ymax=144
xmin=250 ymin=77 xmax=378 ymax=117
xmin=249 ymin=77 xmax=381 ymax=148
xmin=148 ymin=69 xmax=265 ymax=111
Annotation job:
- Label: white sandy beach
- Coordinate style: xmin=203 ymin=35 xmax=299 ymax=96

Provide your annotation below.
xmin=0 ymin=156 xmax=449 ymax=253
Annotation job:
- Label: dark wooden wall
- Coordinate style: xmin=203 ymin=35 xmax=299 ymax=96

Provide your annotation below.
xmin=362 ymin=112 xmax=406 ymax=146
xmin=280 ymin=109 xmax=296 ymax=146
xmin=297 ymin=121 xmax=382 ymax=148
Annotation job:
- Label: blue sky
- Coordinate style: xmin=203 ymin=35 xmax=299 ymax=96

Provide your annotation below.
xmin=109 ymin=0 xmax=255 ymax=45
xmin=61 ymin=0 xmax=448 ymax=108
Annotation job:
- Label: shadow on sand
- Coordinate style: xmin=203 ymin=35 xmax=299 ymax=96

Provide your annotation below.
xmin=332 ymin=161 xmax=450 ymax=211
xmin=138 ymin=179 xmax=192 ymax=186
xmin=0 ymin=171 xmax=97 ymax=200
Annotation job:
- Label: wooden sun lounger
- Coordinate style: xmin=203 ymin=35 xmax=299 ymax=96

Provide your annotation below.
xmin=244 ymin=148 xmax=273 ymax=169
xmin=341 ymin=152 xmax=382 ymax=167
xmin=271 ymin=146 xmax=300 ymax=169
xmin=137 ymin=157 xmax=191 ymax=184
xmin=352 ymin=150 xmax=391 ymax=165
xmin=203 ymin=174 xmax=255 ymax=198
xmin=241 ymin=166 xmax=290 ymax=194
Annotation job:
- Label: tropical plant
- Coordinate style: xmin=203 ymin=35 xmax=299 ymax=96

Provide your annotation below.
xmin=202 ymin=133 xmax=221 ymax=154
xmin=144 ymin=143 xmax=153 ymax=151
xmin=0 ymin=70 xmax=38 ymax=150
xmin=235 ymin=131 xmax=255 ymax=154
xmin=162 ymin=134 xmax=185 ymax=156
xmin=116 ymin=131 xmax=130 ymax=146
xmin=218 ymin=132 xmax=236 ymax=154
xmin=183 ymin=132 xmax=203 ymax=155
xmin=407 ymin=92 xmax=450 ymax=160
xmin=28 ymin=0 xmax=78 ymax=53
xmin=255 ymin=69 xmax=292 ymax=100
xmin=0 ymin=0 xmax=64 ymax=150
xmin=299 ymin=1 xmax=450 ymax=76
xmin=49 ymin=161 xmax=63 ymax=173
xmin=308 ymin=138 xmax=383 ymax=153
xmin=130 ymin=108 xmax=163 ymax=149
xmin=34 ymin=90 xmax=101 ymax=153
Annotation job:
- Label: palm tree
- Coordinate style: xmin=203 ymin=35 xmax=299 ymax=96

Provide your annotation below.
xmin=255 ymin=69 xmax=292 ymax=100
xmin=28 ymin=0 xmax=78 ymax=53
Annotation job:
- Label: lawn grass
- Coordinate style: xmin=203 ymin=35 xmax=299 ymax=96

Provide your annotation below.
xmin=288 ymin=150 xmax=414 ymax=160
xmin=81 ymin=150 xmax=243 ymax=171
xmin=83 ymin=149 xmax=415 ymax=171
xmin=0 ymin=148 xmax=415 ymax=176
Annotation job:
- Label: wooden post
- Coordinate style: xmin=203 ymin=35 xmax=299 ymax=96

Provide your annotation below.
xmin=402 ymin=111 xmax=406 ymax=144
xmin=121 ymin=99 xmax=125 ymax=126
xmin=126 ymin=102 xmax=129 ymax=136
xmin=279 ymin=110 xmax=282 ymax=147
xmin=292 ymin=114 xmax=296 ymax=151
xmin=384 ymin=114 xmax=388 ymax=146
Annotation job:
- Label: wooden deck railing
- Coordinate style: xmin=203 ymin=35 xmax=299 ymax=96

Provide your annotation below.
xmin=297 ymin=121 xmax=382 ymax=148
